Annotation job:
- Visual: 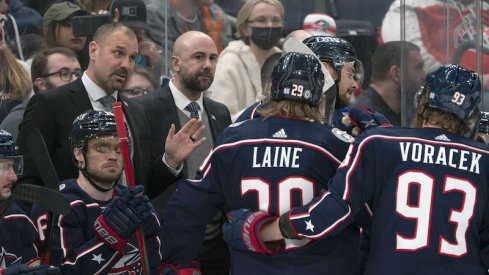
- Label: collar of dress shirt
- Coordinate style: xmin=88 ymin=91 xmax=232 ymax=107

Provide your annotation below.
xmin=169 ymin=78 xmax=204 ymax=113
xmin=81 ymin=72 xmax=119 ymax=103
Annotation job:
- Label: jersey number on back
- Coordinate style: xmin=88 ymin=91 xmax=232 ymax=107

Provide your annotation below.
xmin=242 ymin=177 xmax=315 ymax=250
xmin=395 ymin=170 xmax=476 ymax=257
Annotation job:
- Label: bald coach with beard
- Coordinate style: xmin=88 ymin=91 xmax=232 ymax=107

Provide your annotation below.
xmin=132 ymin=31 xmax=231 ymax=274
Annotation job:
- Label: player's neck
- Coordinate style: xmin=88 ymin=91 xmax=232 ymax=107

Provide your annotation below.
xmin=422 ymin=122 xmax=456 ymax=133
xmin=76 ymin=175 xmax=113 ymax=201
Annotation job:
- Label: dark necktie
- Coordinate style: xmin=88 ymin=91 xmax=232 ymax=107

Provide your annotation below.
xmin=185 ymin=101 xmax=200 ymax=119
xmin=99 ymin=95 xmax=115 ymax=112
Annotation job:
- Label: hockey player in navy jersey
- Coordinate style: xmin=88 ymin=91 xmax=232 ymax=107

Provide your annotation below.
xmin=225 ymin=64 xmax=489 ymax=274
xmin=31 ymin=110 xmax=161 ymax=274
xmin=160 ymin=52 xmax=367 ymax=275
xmin=0 ymin=130 xmax=60 ymax=274
xmin=236 ymin=35 xmax=363 ymax=123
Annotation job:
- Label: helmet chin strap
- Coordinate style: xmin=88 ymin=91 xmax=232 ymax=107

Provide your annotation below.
xmin=324 ymin=82 xmax=339 ymax=124
xmin=333 ymin=80 xmax=341 ymax=110
xmin=81 ymin=168 xmax=117 ymax=193
xmin=79 ymin=154 xmax=118 ymax=193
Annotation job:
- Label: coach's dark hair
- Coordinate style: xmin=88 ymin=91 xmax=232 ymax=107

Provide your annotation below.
xmin=370 ymin=41 xmax=419 ymax=82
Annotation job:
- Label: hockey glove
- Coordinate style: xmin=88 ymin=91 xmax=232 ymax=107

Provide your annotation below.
xmin=94 ymin=185 xmax=152 ymax=253
xmin=223 ymin=209 xmax=281 ymax=255
xmin=1 ymin=258 xmax=60 ymax=275
xmin=160 ymin=261 xmax=202 ymax=275
xmin=338 ymin=104 xmax=392 ymax=136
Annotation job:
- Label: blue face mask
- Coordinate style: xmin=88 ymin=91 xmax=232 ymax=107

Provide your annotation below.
xmin=250 ymin=27 xmax=282 ymax=50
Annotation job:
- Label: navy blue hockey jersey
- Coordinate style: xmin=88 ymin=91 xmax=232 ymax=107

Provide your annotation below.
xmin=235 ymin=101 xmax=264 ymax=122
xmin=287 ymin=126 xmax=489 ymax=275
xmin=31 ymin=179 xmax=161 ymax=275
xmin=161 ymin=116 xmax=363 ymax=275
xmin=0 ymin=202 xmax=38 ymax=268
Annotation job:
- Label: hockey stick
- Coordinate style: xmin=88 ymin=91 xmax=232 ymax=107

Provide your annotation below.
xmin=26 ymin=129 xmax=64 ymax=265
xmin=112 ymin=102 xmax=150 ymax=275
xmin=26 ymin=129 xmax=59 ymax=191
xmin=282 ymin=37 xmax=336 ymax=92
xmin=11 ymin=184 xmax=70 ymax=215
xmin=282 ymin=38 xmax=337 ymax=123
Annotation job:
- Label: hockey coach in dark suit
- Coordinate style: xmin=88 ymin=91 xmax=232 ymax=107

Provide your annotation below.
xmin=132 ymin=31 xmax=231 ymax=275
xmin=17 ymin=22 xmax=151 ymax=189
xmin=134 ymin=31 xmax=231 ymax=201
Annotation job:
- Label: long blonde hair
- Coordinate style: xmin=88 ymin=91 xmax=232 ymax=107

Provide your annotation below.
xmin=415 ymin=85 xmax=468 ymax=135
xmin=0 ymin=47 xmax=31 ymax=101
xmin=257 ymin=99 xmax=325 ymax=124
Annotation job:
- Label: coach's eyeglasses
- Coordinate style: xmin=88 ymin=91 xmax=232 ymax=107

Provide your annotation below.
xmin=43 ymin=68 xmax=82 ymax=81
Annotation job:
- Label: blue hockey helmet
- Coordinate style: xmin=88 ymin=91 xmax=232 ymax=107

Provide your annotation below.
xmin=69 ymin=110 xmax=118 ymax=150
xmin=426 ymin=64 xmax=481 ymax=121
xmin=270 ymin=52 xmax=325 ymax=107
xmin=0 ymin=130 xmax=18 ymax=157
xmin=479 ymin=111 xmax=489 ymax=134
xmin=303 ymin=35 xmax=364 ymax=85
xmin=0 ymin=130 xmax=23 ymax=176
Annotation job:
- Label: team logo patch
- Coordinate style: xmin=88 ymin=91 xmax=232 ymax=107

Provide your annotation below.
xmin=0 ymin=247 xmax=22 ymax=268
xmin=434 ymin=134 xmax=451 ymax=142
xmin=283 ymin=87 xmax=291 ymax=95
xmin=304 ymin=90 xmax=312 ymax=99
xmin=229 ymin=120 xmax=246 ymax=128
xmin=332 ymin=128 xmax=355 ymax=143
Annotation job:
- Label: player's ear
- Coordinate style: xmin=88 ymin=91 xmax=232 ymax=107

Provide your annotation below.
xmin=74 ymin=148 xmax=85 ymax=168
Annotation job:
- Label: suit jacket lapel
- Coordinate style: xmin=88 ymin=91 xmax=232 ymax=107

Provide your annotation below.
xmin=68 ymin=78 xmax=92 ymax=112
xmin=159 ymin=86 xmax=181 ymax=130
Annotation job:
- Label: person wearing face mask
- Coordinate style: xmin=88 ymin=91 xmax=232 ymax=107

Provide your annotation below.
xmin=208 ymin=0 xmax=284 ymax=121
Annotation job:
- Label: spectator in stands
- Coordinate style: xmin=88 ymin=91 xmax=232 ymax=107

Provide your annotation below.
xmin=17 ymin=0 xmax=57 ymax=16
xmin=19 ymin=34 xmax=47 ymax=64
xmin=1 ymin=47 xmax=81 ymax=138
xmin=380 ymin=0 xmax=489 ymax=89
xmin=356 ymin=41 xmax=425 ymax=126
xmin=42 ymin=2 xmax=89 ymax=69
xmin=110 ymin=0 xmax=162 ymax=76
xmin=76 ymin=0 xmax=112 ymax=13
xmin=30 ymin=47 xmax=81 ymax=94
xmin=121 ymin=65 xmax=158 ymax=98
xmin=208 ymin=0 xmax=284 ymax=121
xmin=143 ymin=0 xmax=234 ymax=75
xmin=0 ymin=0 xmax=42 ymax=61
xmin=0 ymin=20 xmax=31 ymax=124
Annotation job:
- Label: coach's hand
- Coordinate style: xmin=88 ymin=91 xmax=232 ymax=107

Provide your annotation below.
xmin=94 ymin=185 xmax=151 ymax=252
xmin=223 ymin=209 xmax=282 ymax=255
